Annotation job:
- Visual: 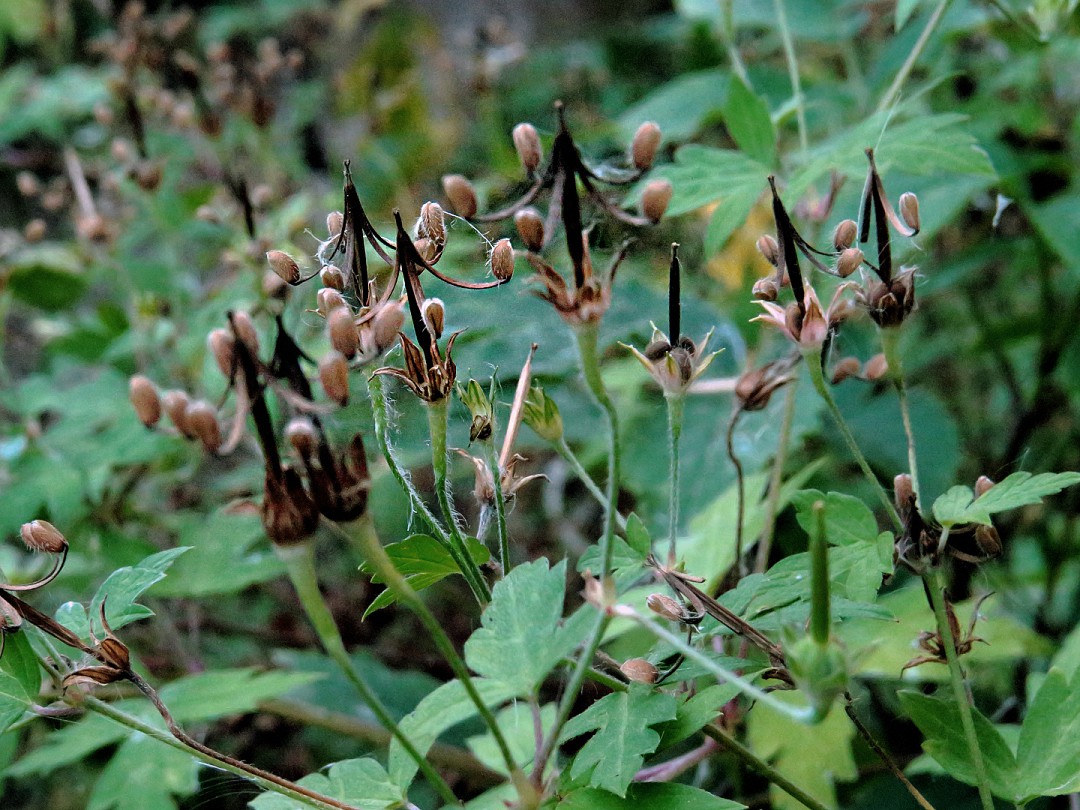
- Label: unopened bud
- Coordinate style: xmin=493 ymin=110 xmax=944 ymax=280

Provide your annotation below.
xmin=514 ymin=208 xmax=544 ymax=252
xmin=320 ymin=264 xmax=345 ymax=290
xmin=419 ymin=201 xmax=446 ymax=246
xmin=752 ymin=277 xmax=779 ymax=301
xmin=620 ymin=657 xmax=659 ymax=684
xmin=974 ymin=476 xmax=995 ymax=498
xmin=836 ymin=248 xmax=863 ymax=278
xmin=646 ymin=593 xmax=685 ymax=623
xmin=186 ymin=400 xmax=222 ymax=453
xmin=317 ymin=287 xmax=346 ymax=318
xmin=326 ymin=210 xmax=343 ymax=238
xmin=21 ymin=519 xmax=67 ymax=553
xmin=328 ymin=307 xmax=359 ymax=358
xmin=631 ymin=121 xmax=662 ymax=171
xmin=207 ymin=329 xmax=236 ymax=379
xmin=319 ymin=350 xmax=350 ymax=405
xmin=830 ymin=356 xmax=862 ymax=384
xmin=490 ymin=238 xmax=515 ymax=281
xmin=894 ymin=473 xmax=914 ymax=512
xmin=129 ymin=375 xmax=161 ymax=427
xmin=522 ymin=383 xmax=563 ymax=442
xmin=833 ymin=219 xmax=857 ymax=251
xmin=863 ymin=353 xmax=889 ymax=381
xmin=641 ymin=179 xmax=673 ymax=223
xmin=757 ymin=234 xmax=780 ymax=266
xmin=266 ymin=249 xmax=300 ymax=284
xmin=898 ymin=192 xmax=920 ymax=232
xmin=512 ymin=123 xmax=543 ymax=174
xmin=231 ymin=311 xmax=259 ymax=354
xmin=442 ymin=174 xmax=478 ymax=218
xmin=162 ymin=390 xmax=193 ymax=437
xmin=285 ymin=417 xmax=317 ymax=457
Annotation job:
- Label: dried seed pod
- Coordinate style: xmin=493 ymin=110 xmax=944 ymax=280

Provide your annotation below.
xmin=206 ymin=328 xmax=236 ymax=379
xmin=185 ymin=400 xmax=222 ymax=453
xmin=620 ymin=658 xmax=659 ymax=684
xmin=328 ymin=307 xmax=359 ymax=358
xmin=326 ymin=210 xmax=344 ymax=238
xmin=836 ymin=248 xmax=864 ymax=278
xmin=757 ymin=234 xmax=780 ymax=266
xmin=641 ymin=179 xmax=673 ymax=223
xmin=974 ymin=476 xmax=995 ymax=498
xmin=129 ymin=375 xmax=161 ymax=427
xmin=421 ymin=298 xmax=446 ymax=339
xmin=419 ymin=201 xmax=446 ymax=246
xmin=317 ymin=287 xmax=346 ymax=318
xmin=514 ymin=208 xmax=544 ymax=252
xmin=894 ymin=473 xmax=914 ymax=512
xmin=231 ymin=310 xmax=259 ymax=354
xmin=442 ymin=174 xmax=478 ymax=218
xmin=646 ymin=593 xmax=685 ymax=623
xmin=490 ymin=238 xmax=515 ymax=281
xmin=863 ymin=353 xmax=889 ymax=381
xmin=266 ymin=250 xmax=300 ymax=285
xmin=371 ymin=300 xmax=406 ymax=354
xmin=319 ymin=350 xmax=350 ymax=405
xmin=752 ymin=277 xmax=779 ymax=301
xmin=512 ymin=122 xmax=543 ymax=174
xmin=830 ymin=356 xmax=862 ymax=384
xmin=162 ymin=390 xmax=194 ymax=437
xmin=899 ymin=192 xmax=920 ymax=232
xmin=284 ymin=417 xmax=317 ymax=458
xmin=21 ymin=519 xmax=67 ymax=553
xmin=833 ymin=219 xmax=858 ymax=251
xmin=631 ymin=121 xmax=662 ymax=170
xmin=320 ymin=264 xmax=345 ymax=291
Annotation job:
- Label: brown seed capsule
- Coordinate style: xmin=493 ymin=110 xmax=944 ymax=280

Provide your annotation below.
xmin=421 ymin=298 xmax=446 ymax=339
xmin=129 ymin=375 xmax=161 ymax=427
xmin=514 ymin=208 xmax=544 ymax=252
xmin=512 ymin=123 xmax=543 ymax=174
xmin=974 ymin=476 xmax=995 ymax=498
xmin=419 ymin=201 xmax=446 ymax=246
xmin=830 ymin=356 xmax=862 ymax=384
xmin=646 ymin=593 xmax=685 ymax=623
xmin=328 ymin=307 xmax=359 ymax=358
xmin=757 ymin=234 xmax=780 ymax=266
xmin=284 ymin=417 xmax=317 ymax=458
xmin=326 ymin=210 xmax=344 ymax=238
xmin=752 ymin=277 xmax=779 ymax=301
xmin=317 ymin=287 xmax=346 ymax=318
xmin=620 ymin=657 xmax=659 ymax=684
xmin=641 ymin=179 xmax=673 ymax=223
xmin=833 ymin=219 xmax=858 ymax=251
xmin=207 ymin=328 xmax=236 ymax=379
xmin=836 ymin=247 xmax=864 ymax=278
xmin=442 ymin=174 xmax=478 ymax=218
xmin=320 ymin=350 xmax=350 ymax=405
xmin=898 ymin=192 xmax=920 ymax=232
xmin=24 ymin=218 xmax=47 ymax=242
xmin=863 ymin=353 xmax=889 ymax=381
xmin=320 ymin=264 xmax=345 ymax=291
xmin=490 ymin=238 xmax=515 ymax=281
xmin=185 ymin=400 xmax=222 ymax=453
xmin=21 ymin=519 xmax=68 ymax=553
xmin=231 ymin=310 xmax=259 ymax=354
xmin=162 ymin=390 xmax=194 ymax=437
xmin=266 ymin=250 xmax=300 ymax=285
xmin=371 ymin=300 xmax=406 ymax=354
xmin=631 ymin=121 xmax=662 ymax=171
xmin=894 ymin=473 xmax=914 ymax=512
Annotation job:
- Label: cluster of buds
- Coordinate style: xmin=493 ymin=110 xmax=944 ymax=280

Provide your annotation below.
xmin=441 ymin=104 xmax=669 ymax=325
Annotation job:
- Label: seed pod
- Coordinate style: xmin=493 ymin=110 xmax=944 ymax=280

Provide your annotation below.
xmin=320 ymin=350 xmax=350 ymax=405
xmin=974 ymin=476 xmax=995 ymax=498
xmin=421 ymin=298 xmax=445 ymax=339
xmin=757 ymin=234 xmax=780 ymax=266
xmin=129 ymin=375 xmax=161 ymax=427
xmin=162 ymin=390 xmax=194 ymax=437
xmin=490 ymin=238 xmax=515 ymax=281
xmin=512 ymin=123 xmax=543 ymax=174
xmin=646 ymin=593 xmax=685 ymax=623
xmin=206 ymin=329 xmax=236 ymax=379
xmin=231 ymin=310 xmax=259 ymax=354
xmin=752 ymin=277 xmax=779 ymax=301
xmin=514 ymin=208 xmax=544 ymax=252
xmin=284 ymin=417 xmax=317 ymax=458
xmin=894 ymin=474 xmax=914 ymax=512
xmin=620 ymin=657 xmax=659 ymax=684
xmin=863 ymin=353 xmax=889 ymax=381
xmin=317 ymin=287 xmax=346 ymax=318
xmin=830 ymin=356 xmax=862 ymax=384
xmin=833 ymin=219 xmax=858 ymax=251
xmin=328 ymin=307 xmax=359 ymax=358
xmin=186 ymin=400 xmax=222 ymax=453
xmin=641 ymin=179 xmax=673 ymax=223
xmin=419 ymin=201 xmax=446 ymax=246
xmin=320 ymin=264 xmax=345 ymax=290
xmin=442 ymin=174 xmax=478 ymax=218
xmin=631 ymin=121 xmax=662 ymax=170
xmin=21 ymin=519 xmax=68 ymax=553
xmin=326 ymin=210 xmax=344 ymax=238
xmin=898 ymin=192 xmax=920 ymax=232
xmin=266 ymin=250 xmax=300 ymax=285
xmin=836 ymin=248 xmax=864 ymax=278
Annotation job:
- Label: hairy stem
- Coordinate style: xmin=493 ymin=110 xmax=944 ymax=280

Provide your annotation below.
xmin=666 ymin=393 xmax=684 ymax=565
xmin=774 ymin=0 xmax=808 ymax=153
xmin=554 ymin=437 xmax=627 ymax=531
xmin=483 ymin=439 xmax=511 ymax=575
xmin=881 ymin=327 xmax=922 ymax=509
xmin=876 ymin=0 xmax=954 ymax=114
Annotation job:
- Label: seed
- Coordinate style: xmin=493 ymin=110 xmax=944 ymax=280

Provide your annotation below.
xmin=975 ymin=476 xmax=995 ymax=497
xmin=317 ymin=288 xmax=346 ymax=318
xmin=836 ymin=247 xmax=863 ymax=278
xmin=328 ymin=307 xmax=359 ymax=358
xmin=830 ymin=356 xmax=862 ymax=384
xmin=512 ymin=123 xmax=543 ymax=174
xmin=285 ymin=417 xmax=317 ymax=457
xmin=319 ymin=350 xmax=350 ymax=405
xmin=490 ymin=238 xmax=515 ymax=281
xmin=372 ymin=300 xmax=405 ymax=353
xmin=24 ymin=219 xmax=47 ymax=242
xmin=833 ymin=219 xmax=858 ymax=251
xmin=129 ymin=375 xmax=161 ymax=427
xmin=898 ymin=192 xmax=920 ymax=232
xmin=514 ymin=208 xmax=544 ymax=252
xmin=442 ymin=174 xmax=478 ymax=218
xmin=646 ymin=593 xmax=685 ymax=622
xmin=421 ymin=298 xmax=445 ymax=339
xmin=752 ymin=277 xmax=779 ymax=301
xmin=16 ymin=171 xmax=40 ymax=197
xmin=420 ymin=201 xmax=446 ymax=246
xmin=863 ymin=353 xmax=889 ymax=380
xmin=620 ymin=658 xmax=659 ymax=684
xmin=894 ymin=474 xmax=914 ymax=511
xmin=320 ymin=264 xmax=345 ymax=290
xmin=757 ymin=234 xmax=779 ymax=266
xmin=186 ymin=400 xmax=222 ymax=453
xmin=20 ymin=520 xmax=67 ymax=553
xmin=631 ymin=121 xmax=662 ymax=170
xmin=207 ymin=328 xmax=236 ymax=379
xmin=266 ymin=249 xmax=300 ymax=284
xmin=641 ymin=179 xmax=673 ymax=223
xmin=162 ymin=390 xmax=194 ymax=437
xmin=326 ymin=210 xmax=344 ymax=238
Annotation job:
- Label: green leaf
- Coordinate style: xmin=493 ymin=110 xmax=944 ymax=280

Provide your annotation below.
xmin=898 ymin=691 xmax=1018 ymax=800
xmin=75 ymin=547 xmax=191 ymax=636
xmin=87 ymin=736 xmax=199 ymax=810
xmin=360 ymin=534 xmax=490 ymax=617
xmin=617 ymin=71 xmax=729 ymax=143
xmin=4 ymin=245 xmax=89 ymax=311
xmin=157 ymin=668 xmax=323 ymax=724
xmin=932 ymin=471 xmax=1080 ymax=526
xmin=791 ymin=490 xmax=881 ymax=547
xmin=467 ymin=701 xmax=556 ymax=775
xmin=560 ymin=685 xmax=677 ymax=797
xmin=624 ymin=513 xmax=652 ymax=558
xmin=464 ymin=559 xmax=589 ymax=695
xmin=558 ymin=782 xmax=745 ymax=810
xmin=895 ymin=0 xmax=924 ymax=30
xmin=655 ymin=683 xmax=742 ymax=748
xmin=250 ymin=758 xmax=403 ymax=810
xmin=1015 ymin=668 xmax=1080 ymax=800
xmin=723 ymin=77 xmax=775 ymax=166
xmin=0 ymin=633 xmax=39 ymax=734
xmin=7 ymin=711 xmax=129 ymax=776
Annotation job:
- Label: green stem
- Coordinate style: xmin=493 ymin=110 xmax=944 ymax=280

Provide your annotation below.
xmin=809 ymin=501 xmax=830 ymax=645
xmin=773 ymin=0 xmax=808 ymax=153
xmin=427 ymin=398 xmax=491 ymax=605
xmin=554 ymin=437 xmax=627 ymax=531
xmin=881 ymin=328 xmax=922 ymax=509
xmin=925 ymin=567 xmax=995 ymax=810
xmin=331 ymin=520 xmax=521 ymax=792
xmin=275 ymin=541 xmax=459 ymax=807
xmin=718 ymin=0 xmax=750 ymax=84
xmin=666 ymin=393 xmax=685 ymax=566
xmin=755 ymin=379 xmax=799 ymax=573
xmin=483 ymin=440 xmax=511 ymax=575
xmin=805 ymin=348 xmax=902 ymax=530
xmin=875 ymin=0 xmax=953 ymax=114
